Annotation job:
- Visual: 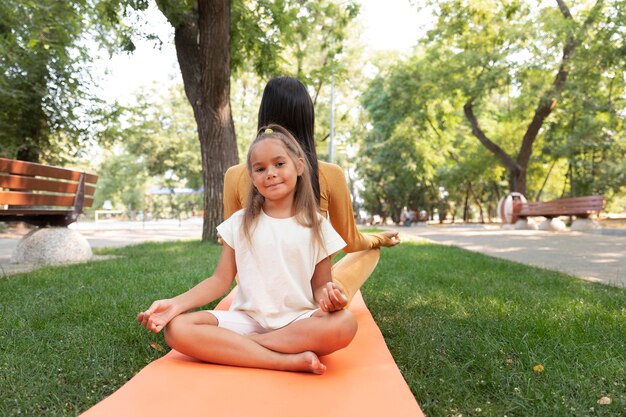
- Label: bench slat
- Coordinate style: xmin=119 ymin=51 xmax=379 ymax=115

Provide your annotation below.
xmin=0 ymin=209 xmax=72 ymax=215
xmin=0 ymin=174 xmax=96 ymax=196
xmin=0 ymin=157 xmax=98 ymax=184
xmin=0 ymin=191 xmax=94 ymax=207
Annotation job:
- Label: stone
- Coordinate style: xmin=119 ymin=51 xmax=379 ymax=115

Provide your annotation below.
xmin=11 ymin=227 xmax=93 ymax=265
xmin=571 ymin=218 xmax=601 ymax=231
xmin=514 ymin=219 xmax=529 ymax=229
xmin=538 ymin=218 xmax=567 ymax=231
xmin=514 ymin=218 xmax=538 ymax=230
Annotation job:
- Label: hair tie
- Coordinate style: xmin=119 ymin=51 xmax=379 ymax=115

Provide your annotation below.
xmin=264 ymin=128 xmax=273 ymax=134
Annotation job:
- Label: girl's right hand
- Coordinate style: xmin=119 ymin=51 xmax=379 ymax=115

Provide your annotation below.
xmin=136 ymin=299 xmax=178 ymax=333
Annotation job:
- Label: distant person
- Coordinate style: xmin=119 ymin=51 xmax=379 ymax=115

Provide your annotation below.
xmin=138 ymin=125 xmax=357 ymax=374
xmin=223 ymin=76 xmax=400 ymax=303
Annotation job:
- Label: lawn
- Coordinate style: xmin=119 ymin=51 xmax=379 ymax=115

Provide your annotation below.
xmin=0 ymin=240 xmax=624 ymax=416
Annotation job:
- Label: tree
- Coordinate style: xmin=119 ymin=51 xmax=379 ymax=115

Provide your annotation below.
xmin=421 ymin=0 xmax=620 ymax=196
xmin=0 ymin=0 xmax=142 ymax=163
xmin=1 ymin=0 xmax=87 ymax=161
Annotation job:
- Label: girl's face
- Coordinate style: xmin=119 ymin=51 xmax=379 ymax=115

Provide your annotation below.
xmin=249 ymin=138 xmax=304 ymax=205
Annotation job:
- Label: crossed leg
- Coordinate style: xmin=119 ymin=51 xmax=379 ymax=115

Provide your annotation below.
xmin=165 ymin=311 xmax=326 ymax=374
xmin=248 ymin=309 xmax=358 ymax=356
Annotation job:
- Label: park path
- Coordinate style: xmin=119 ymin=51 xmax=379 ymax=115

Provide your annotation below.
xmin=394 ymin=224 xmax=626 ymax=287
xmin=0 ymin=219 xmax=202 ymax=276
xmin=1 ymin=219 xmax=625 ymax=287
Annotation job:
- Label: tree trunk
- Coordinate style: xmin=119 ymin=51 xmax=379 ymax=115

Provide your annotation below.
xmin=170 ymin=1 xmax=238 ymax=242
xmin=468 ymin=181 xmax=485 ymax=223
xmin=535 ymin=159 xmax=557 ymax=201
xmin=462 ymin=184 xmax=470 ymax=222
xmin=508 ymin=165 xmax=526 ymax=197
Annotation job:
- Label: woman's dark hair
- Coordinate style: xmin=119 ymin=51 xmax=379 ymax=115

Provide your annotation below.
xmin=257 ymin=76 xmax=320 ymax=204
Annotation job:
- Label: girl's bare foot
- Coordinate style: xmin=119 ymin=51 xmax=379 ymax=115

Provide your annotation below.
xmin=285 ymin=351 xmax=326 ymax=375
xmin=247 ymin=333 xmax=326 ymax=374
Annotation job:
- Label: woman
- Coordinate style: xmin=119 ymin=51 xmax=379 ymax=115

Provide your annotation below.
xmin=223 ymin=76 xmax=399 ymax=303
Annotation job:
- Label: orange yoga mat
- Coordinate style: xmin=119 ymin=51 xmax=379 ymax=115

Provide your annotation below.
xmin=80 ymin=291 xmax=424 ymax=417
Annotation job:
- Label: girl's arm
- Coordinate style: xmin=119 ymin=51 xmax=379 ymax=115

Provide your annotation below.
xmin=171 ymin=243 xmax=237 ymax=312
xmin=311 ymin=257 xmax=348 ymax=312
xmin=137 ymin=244 xmax=237 ymax=333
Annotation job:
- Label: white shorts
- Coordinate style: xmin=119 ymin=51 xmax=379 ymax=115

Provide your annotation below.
xmin=205 ymin=309 xmax=318 ymax=335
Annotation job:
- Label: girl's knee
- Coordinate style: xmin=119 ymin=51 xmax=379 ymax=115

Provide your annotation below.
xmin=164 ymin=314 xmax=196 ymax=349
xmin=331 ymin=310 xmax=358 ymax=348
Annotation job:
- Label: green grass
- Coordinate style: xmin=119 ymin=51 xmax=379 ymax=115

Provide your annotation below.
xmin=1 ymin=240 xmax=625 ymax=417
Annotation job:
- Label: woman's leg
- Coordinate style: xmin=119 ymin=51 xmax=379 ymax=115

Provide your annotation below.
xmin=164 ymin=312 xmax=326 ymax=374
xmin=331 ymin=249 xmax=380 ymax=304
xmin=249 ymin=309 xmax=358 ymax=356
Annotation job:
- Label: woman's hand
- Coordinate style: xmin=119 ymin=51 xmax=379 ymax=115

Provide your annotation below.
xmin=136 ymin=299 xmax=179 ymax=333
xmin=317 ymin=282 xmax=348 ymax=312
xmin=381 ymin=230 xmax=401 ymax=247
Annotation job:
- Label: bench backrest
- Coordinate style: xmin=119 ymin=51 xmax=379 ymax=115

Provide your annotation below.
xmin=519 ymin=195 xmax=605 ymax=218
xmin=0 ymin=157 xmax=98 ymax=226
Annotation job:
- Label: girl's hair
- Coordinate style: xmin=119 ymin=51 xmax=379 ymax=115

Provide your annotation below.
xmin=243 ymin=124 xmax=324 ymax=250
xmin=257 ymin=76 xmax=320 ymax=205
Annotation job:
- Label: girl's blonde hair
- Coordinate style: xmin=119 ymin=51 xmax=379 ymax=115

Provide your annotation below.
xmin=242 ymin=124 xmax=324 ymax=250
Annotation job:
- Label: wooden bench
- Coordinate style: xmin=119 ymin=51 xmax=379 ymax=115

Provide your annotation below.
xmin=0 ymin=157 xmax=98 ymax=227
xmin=516 ymin=195 xmax=605 ymax=219
xmin=513 ymin=195 xmax=605 ymax=230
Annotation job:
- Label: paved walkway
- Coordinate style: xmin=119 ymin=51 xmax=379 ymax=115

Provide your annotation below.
xmin=0 ymin=219 xmax=202 ymax=276
xmin=392 ymin=224 xmax=626 ymax=287
xmin=1 ymin=219 xmax=625 ymax=288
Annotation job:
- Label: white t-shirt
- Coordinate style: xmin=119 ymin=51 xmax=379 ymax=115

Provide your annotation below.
xmin=216 ymin=209 xmax=346 ymax=329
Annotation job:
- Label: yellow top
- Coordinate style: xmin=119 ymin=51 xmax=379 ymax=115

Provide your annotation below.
xmin=223 ymin=161 xmax=394 ymax=253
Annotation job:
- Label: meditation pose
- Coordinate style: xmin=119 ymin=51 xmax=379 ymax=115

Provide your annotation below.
xmin=224 ymin=76 xmax=400 ymax=303
xmin=138 ymin=125 xmax=357 ymax=374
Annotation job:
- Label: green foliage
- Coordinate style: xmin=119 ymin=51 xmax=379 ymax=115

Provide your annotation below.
xmin=94 ymin=151 xmax=149 ymax=211
xmin=0 ymin=0 xmax=91 ymax=161
xmin=0 ymin=0 xmax=153 ymax=163
xmin=358 ymin=52 xmax=507 ymax=221
xmin=359 ymin=0 xmax=626 ymax=219
xmin=122 ymin=85 xmax=202 ymax=188
xmin=95 ymin=84 xmax=201 ymax=214
xmin=542 ymin=18 xmax=626 ymax=197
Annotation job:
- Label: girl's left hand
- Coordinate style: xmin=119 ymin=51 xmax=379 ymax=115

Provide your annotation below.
xmin=318 ymin=282 xmax=348 ymax=312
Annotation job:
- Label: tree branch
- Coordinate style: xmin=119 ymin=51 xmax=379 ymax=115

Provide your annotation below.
xmin=463 ymin=99 xmax=519 ymax=171
xmin=172 ymin=13 xmax=201 ymax=109
xmin=517 ymin=0 xmax=604 ymax=167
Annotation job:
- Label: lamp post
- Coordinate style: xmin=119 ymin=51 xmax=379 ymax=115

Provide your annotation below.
xmin=328 ymin=67 xmax=335 ymax=163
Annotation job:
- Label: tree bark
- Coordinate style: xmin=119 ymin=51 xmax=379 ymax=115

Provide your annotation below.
xmin=169 ymin=1 xmax=238 ymax=242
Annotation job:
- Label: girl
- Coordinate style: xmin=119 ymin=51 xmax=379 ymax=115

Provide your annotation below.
xmin=137 ymin=125 xmax=357 ymax=374
xmin=224 ymin=76 xmax=400 ymax=304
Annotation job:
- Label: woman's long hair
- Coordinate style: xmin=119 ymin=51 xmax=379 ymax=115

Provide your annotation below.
xmin=242 ymin=124 xmax=324 ymax=251
xmin=257 ymin=76 xmax=320 ymax=205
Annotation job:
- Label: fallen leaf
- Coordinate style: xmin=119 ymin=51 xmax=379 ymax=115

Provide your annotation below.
xmin=150 ymin=341 xmax=165 ymax=352
xmin=597 ymin=396 xmax=612 ymax=405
